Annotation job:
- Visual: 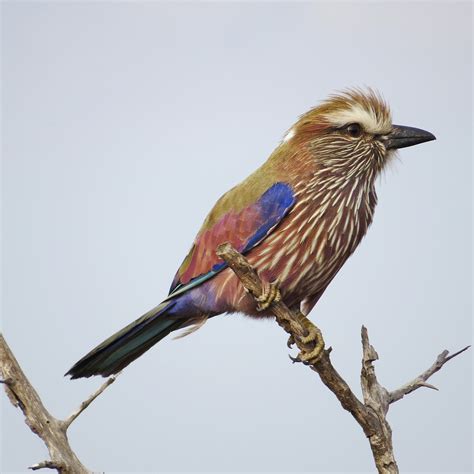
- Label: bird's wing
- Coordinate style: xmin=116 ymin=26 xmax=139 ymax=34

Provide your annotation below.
xmin=166 ymin=181 xmax=295 ymax=300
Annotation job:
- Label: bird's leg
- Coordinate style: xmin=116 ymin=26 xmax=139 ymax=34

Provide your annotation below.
xmin=254 ymin=278 xmax=323 ymax=361
xmin=256 ymin=279 xmax=281 ymax=311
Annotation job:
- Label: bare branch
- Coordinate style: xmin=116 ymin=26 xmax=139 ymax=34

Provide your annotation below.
xmin=2 ymin=244 xmax=469 ymax=473
xmin=388 ymin=345 xmax=470 ymax=404
xmin=360 ymin=326 xmax=397 ymax=472
xmin=360 ymin=326 xmax=389 ymax=416
xmin=62 ymin=374 xmax=118 ymax=429
xmin=216 ymin=243 xmax=468 ymax=474
xmin=0 ymin=333 xmax=114 ymax=472
xmin=216 ymin=244 xmax=389 ymax=466
xmin=29 ymin=461 xmax=61 ymax=471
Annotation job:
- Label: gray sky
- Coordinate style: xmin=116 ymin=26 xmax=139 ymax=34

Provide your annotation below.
xmin=1 ymin=1 xmax=472 ymax=473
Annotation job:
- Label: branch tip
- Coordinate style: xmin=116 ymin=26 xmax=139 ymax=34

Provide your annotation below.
xmin=419 ymin=382 xmax=438 ymax=391
xmin=29 ymin=460 xmax=60 ymax=471
xmin=63 ymin=374 xmax=118 ymax=429
xmin=388 ymin=344 xmax=469 ymax=405
xmin=445 ymin=345 xmax=470 ymax=362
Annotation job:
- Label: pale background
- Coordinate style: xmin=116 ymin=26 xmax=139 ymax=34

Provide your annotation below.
xmin=1 ymin=1 xmax=472 ymax=473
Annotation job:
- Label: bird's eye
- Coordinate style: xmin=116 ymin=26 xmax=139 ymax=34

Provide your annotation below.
xmin=345 ymin=123 xmax=363 ymax=138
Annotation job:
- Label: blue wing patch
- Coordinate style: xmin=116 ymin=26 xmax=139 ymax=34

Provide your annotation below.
xmin=166 ymin=182 xmax=295 ymax=300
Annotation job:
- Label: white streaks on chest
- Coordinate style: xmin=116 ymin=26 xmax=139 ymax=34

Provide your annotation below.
xmin=253 ymin=173 xmax=377 ymax=298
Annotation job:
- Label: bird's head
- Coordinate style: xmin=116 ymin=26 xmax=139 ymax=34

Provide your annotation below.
xmin=281 ymin=88 xmax=435 ymax=180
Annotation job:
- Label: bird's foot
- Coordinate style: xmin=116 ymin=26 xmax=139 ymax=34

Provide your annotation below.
xmin=293 ymin=317 xmax=325 ymax=365
xmin=256 ymin=280 xmax=281 ymax=311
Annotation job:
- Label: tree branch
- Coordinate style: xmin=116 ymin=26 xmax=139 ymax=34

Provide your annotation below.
xmin=360 ymin=326 xmax=397 ymax=472
xmin=0 ymin=333 xmax=116 ymax=473
xmin=216 ymin=243 xmax=469 ymax=474
xmin=388 ymin=345 xmax=470 ymax=403
xmin=1 ymin=244 xmax=468 ymax=473
xmin=62 ymin=374 xmax=118 ymax=430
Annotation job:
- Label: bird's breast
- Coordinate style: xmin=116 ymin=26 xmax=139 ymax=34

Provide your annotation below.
xmin=210 ymin=178 xmax=377 ymax=316
xmin=221 ymin=179 xmax=377 ymax=314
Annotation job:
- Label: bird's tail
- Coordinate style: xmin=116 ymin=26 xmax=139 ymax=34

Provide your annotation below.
xmin=66 ymin=301 xmax=182 ymax=379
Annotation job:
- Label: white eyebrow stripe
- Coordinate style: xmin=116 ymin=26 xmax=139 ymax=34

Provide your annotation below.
xmin=324 ymin=104 xmax=391 ymax=134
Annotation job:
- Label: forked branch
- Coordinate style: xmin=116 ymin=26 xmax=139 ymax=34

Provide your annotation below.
xmin=0 ymin=334 xmax=117 ymax=473
xmin=216 ymin=243 xmax=469 ymax=474
xmin=388 ymin=345 xmax=470 ymax=403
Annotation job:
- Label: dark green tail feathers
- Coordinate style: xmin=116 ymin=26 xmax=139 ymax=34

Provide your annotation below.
xmin=66 ymin=302 xmax=180 ymax=379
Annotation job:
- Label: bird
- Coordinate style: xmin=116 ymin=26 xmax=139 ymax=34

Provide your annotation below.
xmin=66 ymin=88 xmax=435 ymax=379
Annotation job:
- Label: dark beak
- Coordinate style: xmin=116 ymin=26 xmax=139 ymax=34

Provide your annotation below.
xmin=384 ymin=125 xmax=436 ymax=150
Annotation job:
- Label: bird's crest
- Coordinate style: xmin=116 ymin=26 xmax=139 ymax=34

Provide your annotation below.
xmin=321 ymin=88 xmax=392 ymax=134
xmin=284 ymin=88 xmax=392 ymax=141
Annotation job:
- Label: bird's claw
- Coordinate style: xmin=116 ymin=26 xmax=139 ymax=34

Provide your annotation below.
xmin=296 ymin=346 xmax=324 ymax=365
xmin=256 ymin=280 xmax=281 ymax=311
xmin=290 ymin=346 xmax=324 ymax=365
xmin=287 ymin=334 xmax=295 ymax=348
xmin=289 ymin=354 xmax=301 ymax=364
xmin=290 ymin=317 xmax=325 ymax=365
xmin=299 ymin=324 xmax=321 ymax=346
